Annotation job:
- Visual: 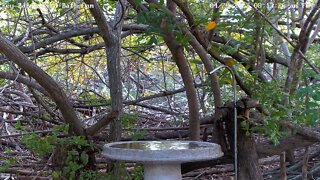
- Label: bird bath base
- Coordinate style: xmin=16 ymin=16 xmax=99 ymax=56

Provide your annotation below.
xmin=103 ymin=141 xmax=223 ymax=180
xmin=145 ymin=163 xmax=181 ymax=179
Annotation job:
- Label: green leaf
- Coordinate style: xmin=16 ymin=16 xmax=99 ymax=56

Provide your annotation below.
xmin=80 ymin=152 xmax=89 ymax=165
xmin=189 ymin=59 xmax=202 ymax=65
xmin=134 ymin=0 xmax=143 ymax=4
xmin=306 ymin=101 xmax=320 ymax=107
xmin=210 ymin=46 xmax=222 ymax=54
xmin=14 ymin=121 xmax=24 ymax=131
xmin=147 ymin=36 xmax=158 ymax=45
xmin=149 ymin=3 xmax=160 ymax=9
xmin=59 ymin=0 xmax=73 ymax=3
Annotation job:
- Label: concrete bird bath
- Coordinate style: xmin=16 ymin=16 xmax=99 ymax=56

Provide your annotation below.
xmin=103 ymin=141 xmax=223 ymax=180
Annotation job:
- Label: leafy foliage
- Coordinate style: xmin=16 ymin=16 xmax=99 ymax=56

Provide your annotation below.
xmin=253 ymin=82 xmax=290 ymax=144
xmin=20 ymin=125 xmax=100 ymax=179
xmin=22 ymin=133 xmax=56 ymax=157
xmin=295 ymin=82 xmax=320 ymax=126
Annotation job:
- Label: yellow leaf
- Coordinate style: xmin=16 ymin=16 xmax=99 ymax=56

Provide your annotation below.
xmin=225 ymin=58 xmax=236 ymax=67
xmin=205 ymin=21 xmax=217 ymax=31
xmin=225 ymin=78 xmax=232 ymax=84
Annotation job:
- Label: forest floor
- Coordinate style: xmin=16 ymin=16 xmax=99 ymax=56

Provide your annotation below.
xmin=1 ymin=111 xmax=320 ymax=179
xmin=182 ymin=144 xmax=320 ymax=179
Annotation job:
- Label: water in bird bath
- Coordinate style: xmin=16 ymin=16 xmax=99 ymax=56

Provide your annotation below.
xmin=110 ymin=141 xmax=207 ymax=150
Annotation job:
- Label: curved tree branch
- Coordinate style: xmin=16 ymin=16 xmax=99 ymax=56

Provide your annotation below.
xmin=0 ymin=71 xmax=48 ymax=96
xmin=0 ymin=35 xmax=84 ymax=136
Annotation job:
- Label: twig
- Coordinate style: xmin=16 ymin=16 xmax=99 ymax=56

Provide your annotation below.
xmin=194 ymin=171 xmax=206 ymax=179
xmin=301 ymin=146 xmax=309 ymax=180
xmin=280 ymin=152 xmax=287 ymax=180
xmin=264 ymin=147 xmax=320 ymax=177
xmin=113 ymin=124 xmax=212 ymax=132
xmin=290 ymin=163 xmax=320 ymax=180
xmin=0 ymin=130 xmax=54 ymax=138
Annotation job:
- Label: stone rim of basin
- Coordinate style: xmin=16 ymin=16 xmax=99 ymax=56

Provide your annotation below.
xmin=103 ymin=141 xmax=224 ymax=164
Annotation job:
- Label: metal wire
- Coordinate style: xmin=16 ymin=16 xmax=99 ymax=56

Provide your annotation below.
xmin=209 ymin=65 xmax=238 ymax=180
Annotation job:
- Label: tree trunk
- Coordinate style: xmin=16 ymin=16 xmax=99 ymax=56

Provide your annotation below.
xmin=225 ymin=99 xmax=263 ymax=180
xmin=237 ymin=127 xmax=263 ymax=180
xmin=84 ymin=0 xmax=124 ymax=141
xmin=106 ymin=39 xmax=123 ymax=141
xmin=164 ymin=1 xmax=200 ymax=140
xmin=84 ymin=0 xmax=125 ymax=177
xmin=163 ymin=35 xmax=200 ymax=140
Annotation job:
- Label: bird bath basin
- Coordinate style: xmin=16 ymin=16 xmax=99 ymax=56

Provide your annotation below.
xmin=103 ymin=141 xmax=223 ymax=180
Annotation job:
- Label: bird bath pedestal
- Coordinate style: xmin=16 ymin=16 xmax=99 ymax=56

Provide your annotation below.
xmin=103 ymin=141 xmax=223 ymax=180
